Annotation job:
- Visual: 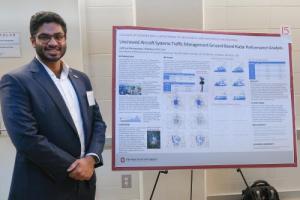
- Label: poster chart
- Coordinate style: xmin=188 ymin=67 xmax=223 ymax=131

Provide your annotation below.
xmin=112 ymin=26 xmax=296 ymax=170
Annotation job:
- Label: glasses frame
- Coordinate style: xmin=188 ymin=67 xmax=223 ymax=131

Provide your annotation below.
xmin=35 ymin=33 xmax=66 ymax=44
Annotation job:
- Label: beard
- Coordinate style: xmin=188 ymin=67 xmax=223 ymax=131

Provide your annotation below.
xmin=35 ymin=43 xmax=67 ymax=63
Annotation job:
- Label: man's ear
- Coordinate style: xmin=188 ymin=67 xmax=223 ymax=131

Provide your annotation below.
xmin=30 ymin=36 xmax=36 ymax=48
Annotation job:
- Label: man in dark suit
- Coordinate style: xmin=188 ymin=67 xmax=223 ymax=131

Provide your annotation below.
xmin=0 ymin=11 xmax=106 ymax=200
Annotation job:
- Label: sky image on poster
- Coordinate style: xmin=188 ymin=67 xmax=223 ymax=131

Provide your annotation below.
xmin=112 ymin=26 xmax=296 ymax=170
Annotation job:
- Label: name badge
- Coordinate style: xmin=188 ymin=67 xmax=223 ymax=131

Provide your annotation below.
xmin=86 ymin=91 xmax=96 ymax=106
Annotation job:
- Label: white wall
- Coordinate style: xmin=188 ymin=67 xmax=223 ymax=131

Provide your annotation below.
xmin=1 ymin=0 xmax=300 ymax=200
xmin=84 ymin=0 xmax=134 ymax=139
xmin=135 ymin=0 xmax=203 ymax=30
xmin=0 ymin=0 xmax=83 ymax=73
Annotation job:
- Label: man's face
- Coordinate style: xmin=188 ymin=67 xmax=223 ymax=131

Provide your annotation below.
xmin=31 ymin=22 xmax=66 ymax=63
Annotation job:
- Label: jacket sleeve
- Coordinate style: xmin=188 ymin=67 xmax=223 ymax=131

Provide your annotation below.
xmin=0 ymin=74 xmax=77 ymax=182
xmin=83 ymin=74 xmax=106 ymax=168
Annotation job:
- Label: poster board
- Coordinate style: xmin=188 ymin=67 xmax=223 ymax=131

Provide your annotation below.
xmin=112 ymin=26 xmax=297 ymax=170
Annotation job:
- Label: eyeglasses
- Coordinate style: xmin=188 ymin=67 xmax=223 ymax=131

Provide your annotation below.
xmin=36 ymin=33 xmax=66 ymax=43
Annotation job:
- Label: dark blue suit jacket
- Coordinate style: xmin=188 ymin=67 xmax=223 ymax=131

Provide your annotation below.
xmin=0 ymin=58 xmax=106 ymax=200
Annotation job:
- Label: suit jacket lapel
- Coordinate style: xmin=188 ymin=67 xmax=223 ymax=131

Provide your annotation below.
xmin=68 ymin=69 xmax=89 ymax=143
xmin=30 ymin=59 xmax=78 ymax=135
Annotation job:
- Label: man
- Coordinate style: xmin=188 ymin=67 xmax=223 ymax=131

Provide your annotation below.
xmin=0 ymin=11 xmax=106 ymax=200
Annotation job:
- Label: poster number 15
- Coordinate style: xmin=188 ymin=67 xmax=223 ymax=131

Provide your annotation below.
xmin=281 ymin=25 xmax=291 ymax=36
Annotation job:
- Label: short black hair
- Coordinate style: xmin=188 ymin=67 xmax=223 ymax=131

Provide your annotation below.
xmin=30 ymin=11 xmax=67 ymax=37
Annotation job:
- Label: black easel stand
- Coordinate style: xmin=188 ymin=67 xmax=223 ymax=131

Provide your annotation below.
xmin=149 ymin=170 xmax=168 ymax=200
xmin=237 ymin=168 xmax=256 ymax=200
xmin=190 ymin=170 xmax=193 ymax=200
xmin=149 ymin=169 xmax=194 ymax=200
xmin=237 ymin=168 xmax=249 ymax=188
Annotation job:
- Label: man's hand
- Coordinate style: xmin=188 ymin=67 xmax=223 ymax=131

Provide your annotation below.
xmin=67 ymin=156 xmax=96 ymax=181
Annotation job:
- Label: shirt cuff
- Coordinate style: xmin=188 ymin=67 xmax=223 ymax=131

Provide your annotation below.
xmin=85 ymin=153 xmax=100 ymax=164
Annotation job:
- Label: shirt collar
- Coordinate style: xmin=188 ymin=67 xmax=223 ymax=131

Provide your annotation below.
xmin=36 ymin=55 xmax=70 ymax=79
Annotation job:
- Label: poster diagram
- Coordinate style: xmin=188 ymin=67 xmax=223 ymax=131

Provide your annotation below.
xmin=113 ymin=27 xmax=296 ymax=170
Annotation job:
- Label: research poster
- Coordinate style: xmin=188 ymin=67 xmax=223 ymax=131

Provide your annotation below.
xmin=112 ymin=26 xmax=296 ymax=170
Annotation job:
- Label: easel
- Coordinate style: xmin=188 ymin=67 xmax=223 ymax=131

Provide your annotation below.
xmin=149 ymin=170 xmax=194 ymax=200
xmin=237 ymin=168 xmax=257 ymax=200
